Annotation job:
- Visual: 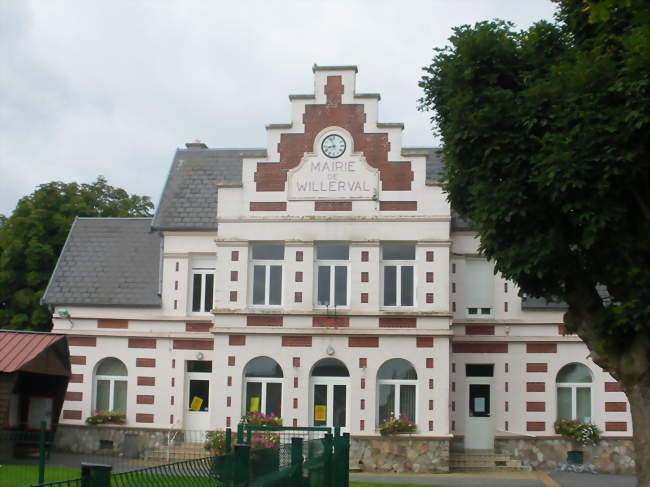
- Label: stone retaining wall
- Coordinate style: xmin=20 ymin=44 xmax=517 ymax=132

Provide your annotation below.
xmin=495 ymin=437 xmax=636 ymax=475
xmin=350 ymin=436 xmax=450 ymax=473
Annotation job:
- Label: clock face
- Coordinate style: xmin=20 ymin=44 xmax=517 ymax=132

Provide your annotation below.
xmin=321 ymin=134 xmax=346 ymax=158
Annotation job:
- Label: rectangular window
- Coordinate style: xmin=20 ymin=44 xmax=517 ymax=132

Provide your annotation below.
xmin=382 ymin=244 xmax=415 ymax=307
xmin=250 ymin=243 xmax=284 ymax=306
xmin=465 ymin=258 xmax=494 ymax=317
xmin=315 ymin=243 xmax=349 ymax=307
xmin=191 ymin=257 xmax=215 ymax=313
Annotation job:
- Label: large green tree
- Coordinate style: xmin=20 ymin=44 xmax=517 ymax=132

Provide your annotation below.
xmin=0 ymin=177 xmax=153 ymax=331
xmin=420 ymin=0 xmax=649 ymax=482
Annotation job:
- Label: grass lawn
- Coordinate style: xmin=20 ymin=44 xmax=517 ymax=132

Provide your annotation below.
xmin=0 ymin=465 xmax=79 ymax=487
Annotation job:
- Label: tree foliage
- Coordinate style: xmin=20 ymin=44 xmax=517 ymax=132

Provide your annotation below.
xmin=420 ymin=0 xmax=649 ymax=479
xmin=0 ymin=177 xmax=153 ymax=331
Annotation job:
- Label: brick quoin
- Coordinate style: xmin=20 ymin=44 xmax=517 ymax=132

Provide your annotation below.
xmin=295 ymin=271 xmax=303 ymax=282
xmin=137 ymin=377 xmax=155 ymax=386
xmin=361 ymin=272 xmax=369 ymax=282
xmin=185 ymin=322 xmax=212 ymax=332
xmin=379 ymin=201 xmax=417 ymax=211
xmin=98 ymin=319 xmax=128 ymax=329
xmin=295 ymin=251 xmax=303 ymax=262
xmin=349 ymin=337 xmax=379 ymax=348
xmin=68 ymin=336 xmax=96 ymax=347
xmin=249 ymin=202 xmax=287 ymax=211
xmin=230 ymin=291 xmax=237 ymax=302
xmin=426 ymin=251 xmax=434 ymax=262
xmin=136 ymin=414 xmax=154 ymax=423
xmin=416 ymin=337 xmax=434 ymax=348
xmin=426 ymin=358 xmax=434 ymax=368
xmin=128 ymin=338 xmax=156 ymax=349
xmin=605 ymin=402 xmax=627 ymax=412
xmin=247 ymin=315 xmax=283 ymax=327
xmin=293 ymin=357 xmax=300 ymax=367
xmin=281 ymin=336 xmax=313 ymax=347
xmin=136 ymin=358 xmax=156 ymax=367
xmin=526 ymin=343 xmax=557 ymax=353
xmin=294 ymin=292 xmax=302 ymax=303
xmin=65 ymin=391 xmax=82 ymax=401
xmin=255 ymin=76 xmax=413 ymax=192
xmin=526 ymin=402 xmax=546 ymax=412
xmin=69 ymin=374 xmax=83 ymax=383
xmin=173 ymin=339 xmax=213 ymax=350
xmin=231 ymin=251 xmax=239 ymax=261
xmin=137 ymin=395 xmax=155 ymax=405
xmin=229 ymin=335 xmax=246 ymax=346
xmin=312 ymin=316 xmax=349 ymax=327
xmin=379 ymin=317 xmax=416 ymax=328
xmin=465 ymin=325 xmax=495 ymax=335
xmin=605 ymin=382 xmax=624 ymax=392
xmin=605 ymin=422 xmax=627 ymax=431
xmin=361 ymin=251 xmax=369 ymax=262
xmin=70 ymin=355 xmax=86 ymax=365
xmin=315 ymin=201 xmax=352 ymax=211
xmin=228 ymin=356 xmax=236 ymax=366
xmin=360 ymin=293 xmax=369 ymax=303
xmin=452 ymin=343 xmax=508 ymax=353
xmin=426 ymin=293 xmax=434 ymax=303
xmin=359 ymin=358 xmax=367 ymax=368
xmin=426 ymin=272 xmax=434 ymax=283
xmin=361 ymin=378 xmax=366 ymax=389
xmin=62 ymin=410 xmax=82 ymax=420
xmin=526 ymin=422 xmax=545 ymax=432
xmin=526 ymin=382 xmax=546 ymax=392
xmin=230 ymin=271 xmax=238 ymax=281
xmin=526 ymin=363 xmax=548 ymax=373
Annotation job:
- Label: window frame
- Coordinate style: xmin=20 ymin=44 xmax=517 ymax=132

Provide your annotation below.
xmin=190 ymin=266 xmax=215 ymax=314
xmin=249 ymin=244 xmax=284 ymax=307
xmin=380 ymin=244 xmax=416 ymax=308
xmin=556 ymin=363 xmax=593 ymax=422
xmin=376 ymin=359 xmax=418 ymax=427
xmin=243 ymin=377 xmax=283 ymax=417
xmin=314 ymin=257 xmax=350 ymax=309
xmin=94 ymin=358 xmax=128 ymax=414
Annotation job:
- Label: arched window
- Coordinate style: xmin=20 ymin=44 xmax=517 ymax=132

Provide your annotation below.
xmin=244 ymin=357 xmax=283 ymax=417
xmin=377 ymin=359 xmax=417 ymax=424
xmin=310 ymin=359 xmax=350 ymax=428
xmin=94 ymin=358 xmax=127 ymax=413
xmin=311 ymin=358 xmax=350 ymax=377
xmin=556 ymin=363 xmax=592 ymax=422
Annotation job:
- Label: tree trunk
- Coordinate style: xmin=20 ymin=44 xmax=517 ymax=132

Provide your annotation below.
xmin=625 ymin=379 xmax=650 ymax=487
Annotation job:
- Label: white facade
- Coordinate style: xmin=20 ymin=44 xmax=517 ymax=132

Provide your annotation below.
xmin=49 ymin=66 xmax=631 ymax=448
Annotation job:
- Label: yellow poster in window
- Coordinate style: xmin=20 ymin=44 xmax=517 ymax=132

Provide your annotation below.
xmin=314 ymin=405 xmax=327 ymax=422
xmin=249 ymin=397 xmax=260 ymax=412
xmin=190 ymin=397 xmax=203 ymax=411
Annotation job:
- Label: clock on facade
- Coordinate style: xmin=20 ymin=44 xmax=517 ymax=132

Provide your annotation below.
xmin=321 ymin=134 xmax=346 ymax=158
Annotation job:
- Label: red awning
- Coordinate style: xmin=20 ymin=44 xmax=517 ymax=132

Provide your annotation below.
xmin=0 ymin=330 xmax=66 ymax=373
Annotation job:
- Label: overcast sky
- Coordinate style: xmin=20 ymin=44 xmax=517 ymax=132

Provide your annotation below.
xmin=0 ymin=0 xmax=557 ymax=216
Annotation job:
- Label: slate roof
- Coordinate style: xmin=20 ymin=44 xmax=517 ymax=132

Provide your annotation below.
xmin=151 ymin=148 xmax=265 ymax=231
xmin=42 ymin=218 xmax=161 ymax=307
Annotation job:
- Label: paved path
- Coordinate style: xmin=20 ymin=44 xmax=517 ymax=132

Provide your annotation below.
xmin=350 ymin=471 xmax=545 ymax=486
xmin=549 ymin=471 xmax=636 ymax=487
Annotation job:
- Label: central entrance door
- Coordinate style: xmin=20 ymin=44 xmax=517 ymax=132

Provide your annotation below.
xmin=184 ymin=360 xmax=212 ymax=433
xmin=310 ymin=358 xmax=349 ymax=430
xmin=464 ymin=364 xmax=495 ymax=450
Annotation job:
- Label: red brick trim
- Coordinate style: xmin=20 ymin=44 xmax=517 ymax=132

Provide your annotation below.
xmin=431 ymin=379 xmax=436 ymax=390
xmin=426 ymin=272 xmax=434 ymax=283
xmin=62 ymin=410 xmax=82 ymax=420
xmin=250 ymin=202 xmax=287 ymax=211
xmin=296 ymin=251 xmax=303 ymax=262
xmin=137 ymin=376 xmax=155 ymax=386
xmin=65 ymin=391 xmax=82 ymax=401
xmin=349 ymin=337 xmax=379 ymax=348
xmin=68 ymin=336 xmax=96 ymax=347
xmin=426 ymin=358 xmax=434 ymax=368
xmin=526 ymin=343 xmax=557 ymax=353
xmin=230 ymin=271 xmax=238 ymax=281
xmin=294 ymin=292 xmax=302 ymax=303
xmin=379 ymin=317 xmax=416 ymax=328
xmin=229 ymin=291 xmax=237 ymax=302
xmin=426 ymin=293 xmax=434 ymax=303
xmin=312 ymin=316 xmax=349 ymax=327
xmin=70 ymin=355 xmax=86 ymax=365
xmin=231 ymin=251 xmax=239 ymax=261
xmin=361 ymin=272 xmax=369 ymax=282
xmin=293 ymin=357 xmax=300 ymax=367
xmin=361 ymin=251 xmax=369 ymax=262
xmin=185 ymin=322 xmax=212 ymax=332
xmin=605 ymin=422 xmax=627 ymax=431
xmin=526 ymin=402 xmax=546 ymax=412
xmin=416 ymin=337 xmax=434 ymax=348
xmin=128 ymin=338 xmax=156 ymax=349
xmin=295 ymin=271 xmax=303 ymax=282
xmin=229 ymin=335 xmax=246 ymax=346
xmin=426 ymin=251 xmax=434 ymax=262
xmin=315 ymin=201 xmax=352 ymax=211
xmin=605 ymin=382 xmax=624 ymax=392
xmin=69 ymin=374 xmax=83 ymax=383
xmin=360 ymin=293 xmax=368 ymax=303
xmin=526 ymin=421 xmax=545 ymax=431
xmin=605 ymin=402 xmax=627 ymax=412
xmin=465 ymin=325 xmax=495 ymax=335
xmin=228 ymin=356 xmax=236 ymax=366
xmin=136 ymin=413 xmax=154 ymax=423
xmin=379 ymin=201 xmax=417 ymax=211
xmin=452 ymin=343 xmax=508 ymax=353
xmin=359 ymin=358 xmax=367 ymax=368
xmin=98 ymin=319 xmax=128 ymax=329
xmin=247 ymin=315 xmax=283 ymax=327
xmin=173 ymin=339 xmax=213 ymax=350
xmin=282 ymin=336 xmax=312 ymax=347
xmin=526 ymin=363 xmax=548 ymax=373
xmin=137 ymin=395 xmax=155 ymax=405
xmin=136 ymin=358 xmax=156 ymax=367
xmin=526 ymin=382 xmax=546 ymax=392
xmin=361 ymin=378 xmax=366 ymax=389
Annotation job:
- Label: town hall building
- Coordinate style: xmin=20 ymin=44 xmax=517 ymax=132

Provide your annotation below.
xmin=41 ymin=65 xmax=634 ymax=473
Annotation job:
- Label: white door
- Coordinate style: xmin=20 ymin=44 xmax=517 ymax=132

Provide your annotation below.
xmin=464 ymin=377 xmax=495 ymax=450
xmin=184 ymin=361 xmax=212 ymax=433
xmin=310 ymin=378 xmax=349 ymax=431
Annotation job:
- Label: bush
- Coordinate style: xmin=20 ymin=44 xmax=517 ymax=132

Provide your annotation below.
xmin=85 ymin=410 xmax=126 ymax=425
xmin=239 ymin=412 xmax=282 ymax=427
xmin=554 ymin=419 xmax=600 ymax=446
xmin=378 ymin=414 xmax=417 ymax=435
xmin=204 ymin=430 xmax=236 ymax=455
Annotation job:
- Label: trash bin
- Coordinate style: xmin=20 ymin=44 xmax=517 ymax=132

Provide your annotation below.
xmin=81 ymin=463 xmax=112 ymax=487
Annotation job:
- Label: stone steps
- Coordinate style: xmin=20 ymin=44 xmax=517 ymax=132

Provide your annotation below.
xmin=450 ymin=449 xmax=532 ymax=472
xmin=145 ymin=443 xmax=208 ymax=461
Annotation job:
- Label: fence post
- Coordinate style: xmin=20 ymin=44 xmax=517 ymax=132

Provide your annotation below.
xmin=234 ymin=443 xmax=250 ymax=487
xmin=225 ymin=427 xmax=232 ymax=454
xmin=80 ymin=463 xmax=112 ymax=487
xmin=37 ymin=420 xmax=46 ymax=485
xmin=323 ymin=433 xmax=333 ymax=487
xmin=237 ymin=423 xmax=244 ymax=444
xmin=291 ymin=437 xmax=303 ymax=484
xmin=342 ymin=432 xmax=350 ymax=487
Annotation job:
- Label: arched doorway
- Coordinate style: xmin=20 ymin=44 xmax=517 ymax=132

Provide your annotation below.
xmin=310 ymin=358 xmax=349 ymax=430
